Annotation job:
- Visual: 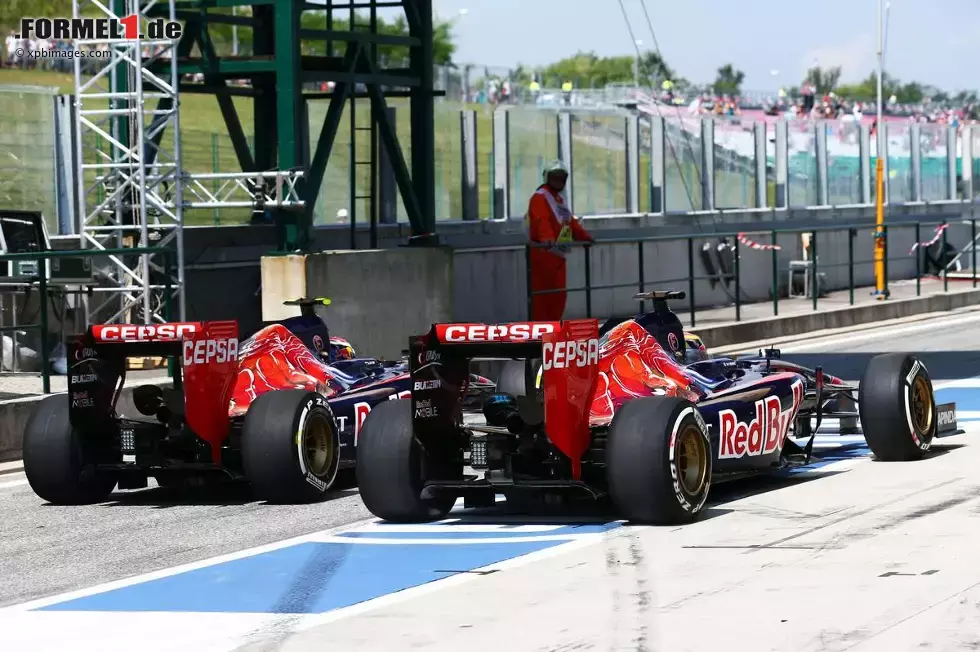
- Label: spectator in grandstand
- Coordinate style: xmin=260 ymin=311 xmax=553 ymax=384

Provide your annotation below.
xmin=801 ymin=81 xmax=815 ymax=114
xmin=561 ymin=80 xmax=573 ymax=106
xmin=3 ymin=31 xmax=16 ymax=68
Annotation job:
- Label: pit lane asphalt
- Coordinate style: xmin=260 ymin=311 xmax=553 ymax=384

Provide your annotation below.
xmin=2 ymin=309 xmax=980 ymax=611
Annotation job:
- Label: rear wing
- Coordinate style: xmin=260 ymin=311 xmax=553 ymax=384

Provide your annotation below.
xmin=68 ymin=321 xmax=240 ymax=460
xmin=410 ymin=319 xmax=600 ymax=479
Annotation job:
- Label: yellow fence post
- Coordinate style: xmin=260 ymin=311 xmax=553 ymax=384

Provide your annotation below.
xmin=874 ymin=157 xmax=888 ymax=299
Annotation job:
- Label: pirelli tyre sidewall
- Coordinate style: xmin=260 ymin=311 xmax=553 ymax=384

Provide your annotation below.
xmin=242 ymin=390 xmax=341 ymax=503
xmin=859 ymin=353 xmax=936 ymax=462
xmin=607 ymin=396 xmax=712 ymax=525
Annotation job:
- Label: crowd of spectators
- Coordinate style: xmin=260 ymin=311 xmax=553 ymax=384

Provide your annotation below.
xmin=661 ymin=81 xmax=980 ymax=129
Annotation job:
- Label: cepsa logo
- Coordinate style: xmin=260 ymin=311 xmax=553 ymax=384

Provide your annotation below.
xmin=19 ymin=15 xmax=182 ymax=41
xmin=718 ymin=380 xmax=804 ymax=460
xmin=441 ymin=322 xmax=557 ymax=343
xmin=94 ymin=323 xmax=197 ymax=342
xmin=183 ymin=338 xmax=239 ymax=366
xmin=542 ymin=338 xmax=599 ymax=370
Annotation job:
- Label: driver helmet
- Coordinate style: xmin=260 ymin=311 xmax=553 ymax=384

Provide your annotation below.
xmin=682 ymin=332 xmax=709 ymax=364
xmin=542 ymin=159 xmax=569 ymax=181
xmin=329 ymin=337 xmax=355 ymax=361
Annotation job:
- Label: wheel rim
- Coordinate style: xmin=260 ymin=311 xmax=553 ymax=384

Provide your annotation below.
xmin=676 ymin=425 xmax=708 ymax=496
xmin=911 ymin=375 xmax=934 ymax=434
xmin=303 ymin=412 xmax=335 ymax=477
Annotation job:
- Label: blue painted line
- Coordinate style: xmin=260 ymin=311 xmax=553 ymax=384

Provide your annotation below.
xmin=38 ymin=540 xmax=566 ymax=614
xmin=338 ymin=524 xmax=619 ymax=540
xmin=934 ymin=387 xmax=980 ymax=407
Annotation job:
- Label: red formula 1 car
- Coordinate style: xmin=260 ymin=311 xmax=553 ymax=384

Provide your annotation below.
xmin=21 ymin=300 xmax=492 ymax=505
xmin=355 ymin=291 xmax=959 ymax=524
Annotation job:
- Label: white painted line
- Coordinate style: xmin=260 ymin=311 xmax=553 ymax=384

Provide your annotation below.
xmin=280 ymin=528 xmax=631 ymax=633
xmin=355 ymin=524 xmax=565 ymax=533
xmin=935 ymin=379 xmax=980 ymax=389
xmin=0 ymin=478 xmax=27 ymax=490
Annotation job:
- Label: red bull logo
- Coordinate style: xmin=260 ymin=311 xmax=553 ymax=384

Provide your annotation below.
xmin=718 ymin=379 xmax=804 ymax=460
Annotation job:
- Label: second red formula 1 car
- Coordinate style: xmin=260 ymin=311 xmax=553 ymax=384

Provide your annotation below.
xmin=20 ymin=299 xmax=493 ymax=505
xmin=355 ymin=291 xmax=960 ymax=524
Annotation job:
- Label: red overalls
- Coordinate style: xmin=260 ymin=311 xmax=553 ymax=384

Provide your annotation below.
xmin=526 ymin=184 xmax=593 ymax=321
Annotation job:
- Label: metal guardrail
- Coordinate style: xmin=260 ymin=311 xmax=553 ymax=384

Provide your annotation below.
xmin=524 ymin=220 xmax=977 ymax=326
xmin=0 ymin=246 xmax=178 ymax=394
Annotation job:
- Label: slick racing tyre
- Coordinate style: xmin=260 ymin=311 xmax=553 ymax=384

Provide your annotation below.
xmin=496 ymin=359 xmax=541 ymax=397
xmin=356 ymin=399 xmax=457 ymax=522
xmin=859 ymin=353 xmax=936 ymax=461
xmin=242 ymin=390 xmax=341 ymax=503
xmin=23 ymin=395 xmax=117 ymax=505
xmin=607 ymin=397 xmax=712 ymax=525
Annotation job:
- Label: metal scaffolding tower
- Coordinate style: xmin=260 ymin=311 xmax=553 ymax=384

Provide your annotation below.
xmin=73 ymin=0 xmax=186 ymax=325
xmin=72 ymin=0 xmax=306 ymax=327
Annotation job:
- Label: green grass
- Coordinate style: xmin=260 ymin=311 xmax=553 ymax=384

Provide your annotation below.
xmin=0 ymin=68 xmax=759 ymax=227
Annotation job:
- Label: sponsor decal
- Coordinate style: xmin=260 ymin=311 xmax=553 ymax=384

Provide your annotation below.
xmin=669 ymin=407 xmax=710 ymax=514
xmin=414 ymin=397 xmax=439 ymax=419
xmin=182 ymin=338 xmax=239 ymax=366
xmin=304 ymin=472 xmax=328 ymax=492
xmin=414 ymin=379 xmax=441 ymax=391
xmin=71 ymin=391 xmax=94 ymax=408
xmin=73 ymin=346 xmax=97 ymax=361
xmin=667 ymin=332 xmax=679 ymax=351
xmin=718 ymin=379 xmax=804 ymax=460
xmin=542 ymin=338 xmax=599 ymax=370
xmin=418 ymin=350 xmax=441 ymax=365
xmin=312 ymin=334 xmax=324 ymax=351
xmin=94 ymin=322 xmax=198 ymax=342
xmin=441 ymin=322 xmax=558 ymax=343
xmin=70 ymin=374 xmax=97 ymax=384
xmin=937 ymin=402 xmax=957 ymax=433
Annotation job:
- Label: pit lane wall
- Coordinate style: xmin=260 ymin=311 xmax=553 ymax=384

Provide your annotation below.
xmin=256 ymin=203 xmax=979 ymax=351
xmin=260 ymin=248 xmax=454 ymax=360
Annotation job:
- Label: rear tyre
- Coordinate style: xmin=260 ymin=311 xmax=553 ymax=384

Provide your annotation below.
xmin=606 ymin=397 xmax=712 ymax=524
xmin=22 ymin=395 xmax=117 ymax=505
xmin=496 ymin=359 xmax=541 ymax=397
xmin=356 ymin=399 xmax=457 ymax=522
xmin=242 ymin=390 xmax=341 ymax=503
xmin=859 ymin=353 xmax=936 ymax=461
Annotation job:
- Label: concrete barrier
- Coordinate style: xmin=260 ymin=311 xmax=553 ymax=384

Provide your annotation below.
xmin=0 ymin=378 xmax=170 ymax=463
xmin=691 ymin=287 xmax=980 ymax=348
xmin=261 ymin=248 xmax=454 ymax=360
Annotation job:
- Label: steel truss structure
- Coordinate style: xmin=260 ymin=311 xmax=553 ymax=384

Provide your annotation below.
xmin=73 ymin=0 xmax=186 ymax=325
xmin=72 ymin=0 xmax=305 ymax=326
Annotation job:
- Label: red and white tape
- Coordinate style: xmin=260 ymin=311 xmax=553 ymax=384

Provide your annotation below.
xmin=737 ymin=232 xmax=781 ymax=251
xmin=909 ymin=223 xmax=948 ymax=254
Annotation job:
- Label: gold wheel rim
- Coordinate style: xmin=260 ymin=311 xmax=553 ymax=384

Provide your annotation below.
xmin=676 ymin=425 xmax=708 ymax=496
xmin=911 ymin=375 xmax=933 ymax=434
xmin=303 ymin=413 xmax=334 ymax=476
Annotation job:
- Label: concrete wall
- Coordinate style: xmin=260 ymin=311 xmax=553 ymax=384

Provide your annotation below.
xmin=261 ymin=248 xmax=454 ymax=359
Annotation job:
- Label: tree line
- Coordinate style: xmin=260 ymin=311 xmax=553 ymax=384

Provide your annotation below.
xmin=504 ymin=48 xmax=975 ymax=107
